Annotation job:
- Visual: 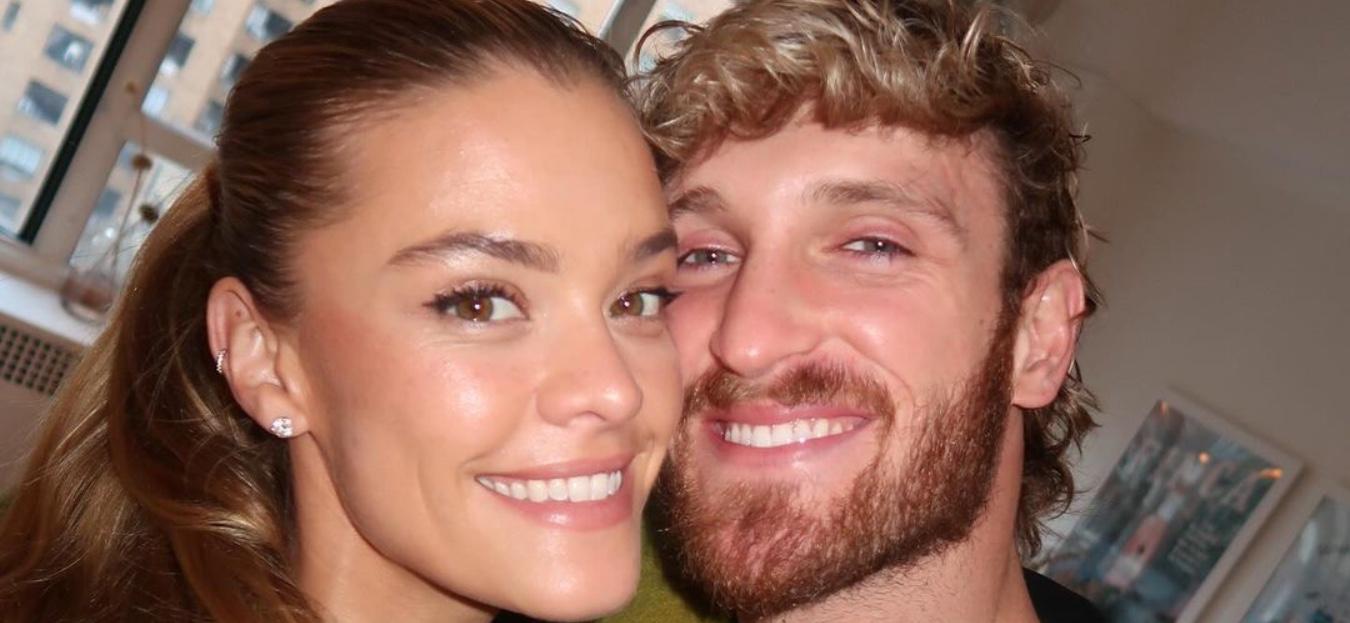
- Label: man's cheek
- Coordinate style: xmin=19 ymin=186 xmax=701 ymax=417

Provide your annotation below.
xmin=666 ymin=289 xmax=723 ymax=373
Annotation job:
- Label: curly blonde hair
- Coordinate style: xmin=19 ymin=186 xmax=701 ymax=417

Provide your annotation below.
xmin=636 ymin=0 xmax=1100 ymax=556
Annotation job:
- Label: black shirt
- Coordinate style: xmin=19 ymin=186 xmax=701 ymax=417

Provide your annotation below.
xmin=1025 ymin=568 xmax=1106 ymax=623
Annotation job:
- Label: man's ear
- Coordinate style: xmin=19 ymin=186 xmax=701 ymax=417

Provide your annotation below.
xmin=1010 ymin=259 xmax=1087 ymax=410
xmin=206 ymin=277 xmax=311 ymax=438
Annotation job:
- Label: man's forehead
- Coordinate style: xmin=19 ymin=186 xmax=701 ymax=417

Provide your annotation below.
xmin=667 ymin=122 xmax=1003 ymax=204
xmin=669 ymin=177 xmax=969 ymax=243
xmin=664 ymin=124 xmax=1004 ymax=242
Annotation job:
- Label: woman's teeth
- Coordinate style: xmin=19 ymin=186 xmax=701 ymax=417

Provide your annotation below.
xmin=722 ymin=418 xmax=858 ymax=448
xmin=477 ymin=471 xmax=623 ymax=503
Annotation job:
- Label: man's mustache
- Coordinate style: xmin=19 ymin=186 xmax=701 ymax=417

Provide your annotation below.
xmin=682 ymin=362 xmax=896 ymax=422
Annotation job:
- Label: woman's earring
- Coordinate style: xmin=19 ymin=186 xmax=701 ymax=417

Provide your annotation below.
xmin=269 ymin=417 xmax=295 ymax=439
xmin=214 ymin=349 xmax=228 ymax=375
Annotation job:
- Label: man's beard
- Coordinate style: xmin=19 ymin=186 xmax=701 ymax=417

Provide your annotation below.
xmin=650 ymin=314 xmax=1017 ymax=620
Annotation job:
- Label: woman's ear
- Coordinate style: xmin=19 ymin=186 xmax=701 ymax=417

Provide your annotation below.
xmin=1010 ymin=259 xmax=1087 ymax=410
xmin=206 ymin=277 xmax=311 ymax=438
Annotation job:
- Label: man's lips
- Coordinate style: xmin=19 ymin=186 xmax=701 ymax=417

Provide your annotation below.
xmin=700 ymin=405 xmax=876 ymax=450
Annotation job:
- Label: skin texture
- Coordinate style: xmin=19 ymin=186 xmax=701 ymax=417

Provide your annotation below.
xmin=206 ymin=69 xmax=682 ymax=622
xmin=662 ymin=120 xmax=1085 ymax=622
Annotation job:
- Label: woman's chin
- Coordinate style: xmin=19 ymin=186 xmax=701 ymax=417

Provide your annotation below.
xmin=504 ymin=575 xmax=639 ymax=622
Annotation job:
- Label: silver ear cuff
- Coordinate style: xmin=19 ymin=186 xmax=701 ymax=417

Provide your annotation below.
xmin=214 ymin=349 xmax=228 ymax=375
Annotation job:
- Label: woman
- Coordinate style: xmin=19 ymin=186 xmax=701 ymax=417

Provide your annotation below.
xmin=0 ymin=0 xmax=681 ymax=621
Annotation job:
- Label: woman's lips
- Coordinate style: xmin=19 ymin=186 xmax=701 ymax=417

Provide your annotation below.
xmin=475 ymin=455 xmax=638 ymax=530
xmin=476 ymin=469 xmax=623 ymax=504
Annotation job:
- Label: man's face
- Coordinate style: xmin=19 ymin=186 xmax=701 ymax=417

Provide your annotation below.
xmin=657 ymin=121 xmax=1018 ymax=617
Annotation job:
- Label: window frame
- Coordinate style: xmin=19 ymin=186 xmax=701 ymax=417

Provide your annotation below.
xmin=0 ymin=0 xmax=682 ymax=290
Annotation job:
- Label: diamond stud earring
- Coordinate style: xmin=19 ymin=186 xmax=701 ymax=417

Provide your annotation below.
xmin=269 ymin=417 xmax=295 ymax=439
xmin=214 ymin=349 xmax=228 ymax=375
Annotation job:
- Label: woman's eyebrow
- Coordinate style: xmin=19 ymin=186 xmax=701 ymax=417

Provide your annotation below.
xmin=388 ymin=231 xmax=560 ymax=272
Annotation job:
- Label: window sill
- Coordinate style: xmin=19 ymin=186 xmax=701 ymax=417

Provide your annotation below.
xmin=0 ymin=272 xmax=99 ymax=348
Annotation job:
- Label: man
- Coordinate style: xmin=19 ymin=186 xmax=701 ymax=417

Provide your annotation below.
xmin=620 ymin=0 xmax=1105 ymax=621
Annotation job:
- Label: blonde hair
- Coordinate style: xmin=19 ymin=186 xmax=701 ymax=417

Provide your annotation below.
xmin=0 ymin=0 xmax=625 ymax=620
xmin=637 ymin=0 xmax=1099 ymax=556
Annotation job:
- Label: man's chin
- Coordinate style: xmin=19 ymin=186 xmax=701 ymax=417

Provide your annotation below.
xmin=655 ymin=341 xmax=1015 ymax=618
xmin=651 ymin=454 xmax=924 ymax=620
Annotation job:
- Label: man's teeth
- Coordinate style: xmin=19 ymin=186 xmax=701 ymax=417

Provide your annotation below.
xmin=722 ymin=418 xmax=858 ymax=448
xmin=476 ymin=471 xmax=623 ymax=503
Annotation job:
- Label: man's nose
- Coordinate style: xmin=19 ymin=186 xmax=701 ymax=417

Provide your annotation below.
xmin=709 ymin=256 xmax=824 ymax=379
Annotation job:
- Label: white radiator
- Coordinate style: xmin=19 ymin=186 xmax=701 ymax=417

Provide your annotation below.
xmin=0 ymin=277 xmax=94 ymax=489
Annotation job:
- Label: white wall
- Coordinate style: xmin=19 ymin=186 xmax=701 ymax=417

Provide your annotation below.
xmin=1037 ymin=3 xmax=1350 ymax=619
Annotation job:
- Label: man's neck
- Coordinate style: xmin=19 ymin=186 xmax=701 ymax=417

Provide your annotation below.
xmin=763 ymin=541 xmax=1035 ymax=623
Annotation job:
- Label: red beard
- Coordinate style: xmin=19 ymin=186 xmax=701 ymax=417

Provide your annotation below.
xmin=651 ymin=314 xmax=1016 ymax=620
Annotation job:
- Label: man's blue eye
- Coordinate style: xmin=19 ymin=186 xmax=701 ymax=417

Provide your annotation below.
xmin=842 ymin=238 xmax=910 ymax=256
xmin=678 ymin=249 xmax=740 ymax=266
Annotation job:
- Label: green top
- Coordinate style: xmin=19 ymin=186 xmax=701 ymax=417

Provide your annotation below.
xmin=603 ymin=534 xmax=725 ymax=623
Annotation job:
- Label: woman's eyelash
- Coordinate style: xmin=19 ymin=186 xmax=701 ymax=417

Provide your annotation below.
xmin=426 ymin=283 xmax=523 ymax=316
xmin=641 ymin=287 xmax=681 ymax=305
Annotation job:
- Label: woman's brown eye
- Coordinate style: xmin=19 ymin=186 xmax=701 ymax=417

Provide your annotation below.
xmin=610 ymin=292 xmax=645 ymax=317
xmin=430 ymin=286 xmax=524 ymax=323
xmin=609 ymin=290 xmax=676 ymax=318
xmin=456 ymin=295 xmax=494 ymax=322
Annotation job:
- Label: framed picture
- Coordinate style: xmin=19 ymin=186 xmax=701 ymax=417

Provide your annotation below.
xmin=1040 ymin=391 xmax=1303 ymax=623
xmin=1241 ymin=483 xmax=1350 ymax=623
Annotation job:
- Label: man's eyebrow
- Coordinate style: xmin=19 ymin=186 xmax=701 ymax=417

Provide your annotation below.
xmin=807 ymin=179 xmax=967 ymax=242
xmin=388 ymin=231 xmax=560 ymax=272
xmin=668 ymin=186 xmax=725 ymax=218
xmin=630 ymin=227 xmax=678 ymax=261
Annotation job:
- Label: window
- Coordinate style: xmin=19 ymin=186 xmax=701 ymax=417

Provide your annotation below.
xmin=2 ymin=2 xmax=19 ymax=32
xmin=244 ymin=4 xmax=292 ymax=42
xmin=549 ymin=0 xmax=581 ymax=19
xmin=69 ymin=0 xmax=113 ymax=25
xmin=0 ymin=135 xmax=44 ymax=182
xmin=93 ymin=188 xmax=121 ymax=219
xmin=66 ymin=188 xmax=120 ymax=271
xmin=17 ymin=82 xmax=69 ymax=126
xmin=631 ymin=0 xmax=723 ymax=70
xmin=43 ymin=26 xmax=95 ymax=72
xmin=0 ymin=193 xmax=20 ymax=233
xmin=3 ymin=0 xmax=734 ymax=293
xmin=140 ymin=85 xmax=169 ymax=116
xmin=158 ymin=33 xmax=195 ymax=76
xmin=0 ymin=0 xmax=131 ymax=241
xmin=70 ymin=145 xmax=191 ymax=284
xmin=219 ymin=53 xmax=249 ymax=90
xmin=194 ymin=100 xmax=224 ymax=137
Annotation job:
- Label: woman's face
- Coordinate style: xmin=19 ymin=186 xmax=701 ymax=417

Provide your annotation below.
xmin=283 ymin=69 xmax=680 ymax=620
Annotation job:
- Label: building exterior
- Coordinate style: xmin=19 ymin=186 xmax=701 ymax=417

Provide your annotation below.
xmin=1 ymin=0 xmax=722 ymax=274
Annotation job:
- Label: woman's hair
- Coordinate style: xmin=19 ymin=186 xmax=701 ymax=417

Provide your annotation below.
xmin=0 ymin=1 xmax=625 ymax=620
xmin=636 ymin=0 xmax=1099 ymax=557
